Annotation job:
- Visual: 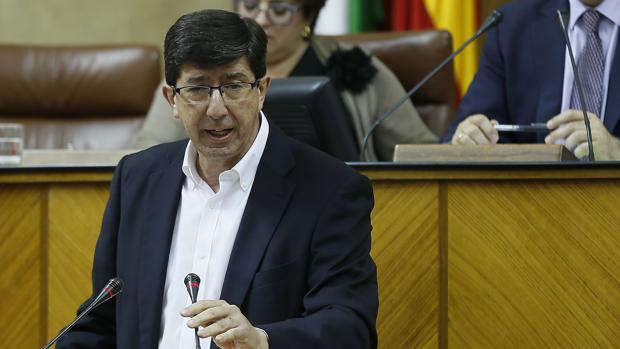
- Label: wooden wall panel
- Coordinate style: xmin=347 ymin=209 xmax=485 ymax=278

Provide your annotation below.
xmin=46 ymin=183 xmax=110 ymax=340
xmin=0 ymin=185 xmax=42 ymax=349
xmin=371 ymin=181 xmax=439 ymax=349
xmin=447 ymin=180 xmax=620 ymax=348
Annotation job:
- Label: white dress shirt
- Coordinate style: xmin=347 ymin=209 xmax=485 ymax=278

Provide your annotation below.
xmin=561 ymin=0 xmax=620 ymax=122
xmin=158 ymin=113 xmax=269 ymax=349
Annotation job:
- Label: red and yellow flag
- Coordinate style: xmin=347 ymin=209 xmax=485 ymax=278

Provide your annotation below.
xmin=386 ymin=0 xmax=480 ymax=98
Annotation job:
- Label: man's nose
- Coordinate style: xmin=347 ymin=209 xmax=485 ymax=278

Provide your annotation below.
xmin=206 ymin=89 xmax=227 ymax=119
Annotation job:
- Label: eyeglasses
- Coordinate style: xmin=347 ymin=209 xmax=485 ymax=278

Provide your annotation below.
xmin=173 ymin=80 xmax=260 ymax=106
xmin=235 ymin=0 xmax=301 ymax=26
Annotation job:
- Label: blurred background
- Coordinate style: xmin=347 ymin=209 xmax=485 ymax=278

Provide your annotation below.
xmin=0 ymin=0 xmax=510 ymax=94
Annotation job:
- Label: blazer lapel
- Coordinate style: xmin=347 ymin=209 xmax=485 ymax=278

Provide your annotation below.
xmin=137 ymin=149 xmax=185 ymax=348
xmin=219 ymin=127 xmax=295 ymax=309
xmin=603 ymin=33 xmax=620 ymax=131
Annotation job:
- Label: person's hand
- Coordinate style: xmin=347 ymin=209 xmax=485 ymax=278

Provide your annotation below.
xmin=451 ymin=114 xmax=499 ymax=145
xmin=182 ymin=300 xmax=268 ymax=349
xmin=545 ymin=110 xmax=620 ymax=160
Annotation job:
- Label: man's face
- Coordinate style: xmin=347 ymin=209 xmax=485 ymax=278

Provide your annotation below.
xmin=579 ymin=0 xmax=604 ymax=7
xmin=165 ymin=58 xmax=270 ymax=167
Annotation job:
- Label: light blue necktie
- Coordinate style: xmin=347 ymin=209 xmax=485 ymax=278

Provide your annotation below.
xmin=570 ymin=10 xmax=605 ymax=118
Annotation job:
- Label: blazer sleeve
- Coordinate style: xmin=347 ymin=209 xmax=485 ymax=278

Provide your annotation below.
xmin=55 ymin=158 xmax=125 ymax=348
xmin=442 ymin=18 xmax=511 ymax=142
xmin=259 ymin=173 xmax=378 ymax=349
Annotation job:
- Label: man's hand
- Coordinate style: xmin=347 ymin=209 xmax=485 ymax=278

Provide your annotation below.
xmin=545 ymin=110 xmax=620 ymax=160
xmin=182 ymin=300 xmax=268 ymax=349
xmin=451 ymin=114 xmax=499 ymax=145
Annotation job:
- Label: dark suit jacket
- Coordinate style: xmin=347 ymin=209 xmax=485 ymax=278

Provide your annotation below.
xmin=57 ymin=125 xmax=378 ymax=349
xmin=442 ymin=0 xmax=620 ymax=142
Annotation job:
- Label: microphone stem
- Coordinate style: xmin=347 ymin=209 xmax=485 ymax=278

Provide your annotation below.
xmin=557 ymin=10 xmax=595 ymax=161
xmin=359 ymin=33 xmax=481 ymax=161
xmin=41 ymin=298 xmax=102 ymax=349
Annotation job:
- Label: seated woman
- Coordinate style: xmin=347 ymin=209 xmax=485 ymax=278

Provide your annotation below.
xmin=130 ymin=0 xmax=437 ymax=161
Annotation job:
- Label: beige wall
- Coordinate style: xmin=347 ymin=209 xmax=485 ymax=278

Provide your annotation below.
xmin=0 ymin=0 xmax=512 ymax=47
xmin=0 ymin=0 xmax=231 ymax=47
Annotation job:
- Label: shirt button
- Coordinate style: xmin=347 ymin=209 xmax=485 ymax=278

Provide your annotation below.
xmin=208 ymin=202 xmax=216 ymax=209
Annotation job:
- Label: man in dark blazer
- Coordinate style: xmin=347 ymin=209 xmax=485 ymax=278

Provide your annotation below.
xmin=56 ymin=9 xmax=377 ymax=349
xmin=443 ymin=0 xmax=620 ymax=160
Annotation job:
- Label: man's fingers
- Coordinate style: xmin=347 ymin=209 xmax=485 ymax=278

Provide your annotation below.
xmin=181 ymin=299 xmax=228 ymax=317
xmin=547 ymin=109 xmax=585 ymax=129
xmin=197 ymin=314 xmax=238 ymax=338
xmin=563 ymin=129 xmax=587 ymax=151
xmin=462 ymin=121 xmax=494 ymax=144
xmin=212 ymin=327 xmax=243 ymax=346
xmin=545 ymin=123 xmax=577 ymax=144
xmin=573 ymin=141 xmax=591 ymax=159
xmin=452 ymin=114 xmax=498 ymax=144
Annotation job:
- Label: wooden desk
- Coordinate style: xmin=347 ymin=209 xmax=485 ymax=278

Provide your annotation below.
xmin=1 ymin=155 xmax=619 ymax=348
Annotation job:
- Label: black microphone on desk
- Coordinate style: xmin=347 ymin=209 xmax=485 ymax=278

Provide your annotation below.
xmin=359 ymin=10 xmax=504 ymax=161
xmin=42 ymin=277 xmax=124 ymax=349
xmin=556 ymin=9 xmax=595 ymax=162
xmin=184 ymin=273 xmax=202 ymax=349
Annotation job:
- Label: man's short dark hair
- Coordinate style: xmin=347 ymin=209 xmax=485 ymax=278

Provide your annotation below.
xmin=164 ymin=9 xmax=267 ymax=86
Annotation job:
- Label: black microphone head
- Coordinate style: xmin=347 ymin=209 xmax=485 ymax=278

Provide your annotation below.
xmin=490 ymin=9 xmax=503 ymax=23
xmin=106 ymin=277 xmax=124 ymax=296
xmin=477 ymin=9 xmax=503 ymax=35
xmin=184 ymin=273 xmax=200 ymax=303
xmin=90 ymin=277 xmax=124 ymax=309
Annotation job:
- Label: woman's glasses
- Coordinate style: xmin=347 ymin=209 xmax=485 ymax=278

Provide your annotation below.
xmin=236 ymin=0 xmax=301 ymax=26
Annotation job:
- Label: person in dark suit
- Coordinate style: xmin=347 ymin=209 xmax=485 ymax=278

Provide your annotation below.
xmin=56 ymin=9 xmax=377 ymax=349
xmin=443 ymin=0 xmax=620 ymax=160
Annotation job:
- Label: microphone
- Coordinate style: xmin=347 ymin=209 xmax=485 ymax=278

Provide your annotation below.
xmin=184 ymin=273 xmax=202 ymax=349
xmin=359 ymin=10 xmax=504 ymax=161
xmin=41 ymin=277 xmax=124 ymax=349
xmin=556 ymin=9 xmax=595 ymax=161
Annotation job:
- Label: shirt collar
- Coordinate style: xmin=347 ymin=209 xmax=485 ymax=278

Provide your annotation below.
xmin=181 ymin=112 xmax=270 ymax=192
xmin=569 ymin=0 xmax=620 ymax=29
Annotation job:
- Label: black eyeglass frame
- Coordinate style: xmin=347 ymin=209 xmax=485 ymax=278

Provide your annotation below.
xmin=172 ymin=79 xmax=261 ymax=103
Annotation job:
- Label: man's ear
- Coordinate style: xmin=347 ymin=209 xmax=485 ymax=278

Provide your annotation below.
xmin=257 ymin=76 xmax=271 ymax=110
xmin=162 ymin=84 xmax=180 ymax=119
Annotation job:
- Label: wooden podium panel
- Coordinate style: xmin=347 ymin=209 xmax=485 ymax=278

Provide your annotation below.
xmin=1 ymin=157 xmax=620 ymax=349
xmin=371 ymin=181 xmax=439 ymax=349
xmin=47 ymin=184 xmax=109 ymax=336
xmin=447 ymin=180 xmax=620 ymax=348
xmin=0 ymin=185 xmax=43 ymax=348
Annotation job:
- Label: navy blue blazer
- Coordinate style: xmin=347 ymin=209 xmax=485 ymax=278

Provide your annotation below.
xmin=443 ymin=0 xmax=620 ymax=142
xmin=56 ymin=125 xmax=378 ymax=349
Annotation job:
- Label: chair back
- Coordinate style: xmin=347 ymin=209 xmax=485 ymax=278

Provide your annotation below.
xmin=0 ymin=45 xmax=160 ymax=149
xmin=326 ymin=30 xmax=457 ymax=137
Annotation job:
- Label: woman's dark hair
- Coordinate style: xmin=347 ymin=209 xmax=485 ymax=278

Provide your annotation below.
xmin=164 ymin=9 xmax=267 ymax=86
xmin=299 ymin=0 xmax=326 ymax=26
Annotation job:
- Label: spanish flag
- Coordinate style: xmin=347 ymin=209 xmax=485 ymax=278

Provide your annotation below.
xmin=387 ymin=0 xmax=481 ymax=98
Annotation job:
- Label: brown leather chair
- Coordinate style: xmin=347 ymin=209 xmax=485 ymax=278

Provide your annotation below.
xmin=0 ymin=45 xmax=161 ymax=149
xmin=327 ymin=30 xmax=457 ymax=138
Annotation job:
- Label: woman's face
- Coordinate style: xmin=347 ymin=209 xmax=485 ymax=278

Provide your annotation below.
xmin=235 ymin=0 xmax=312 ymax=64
